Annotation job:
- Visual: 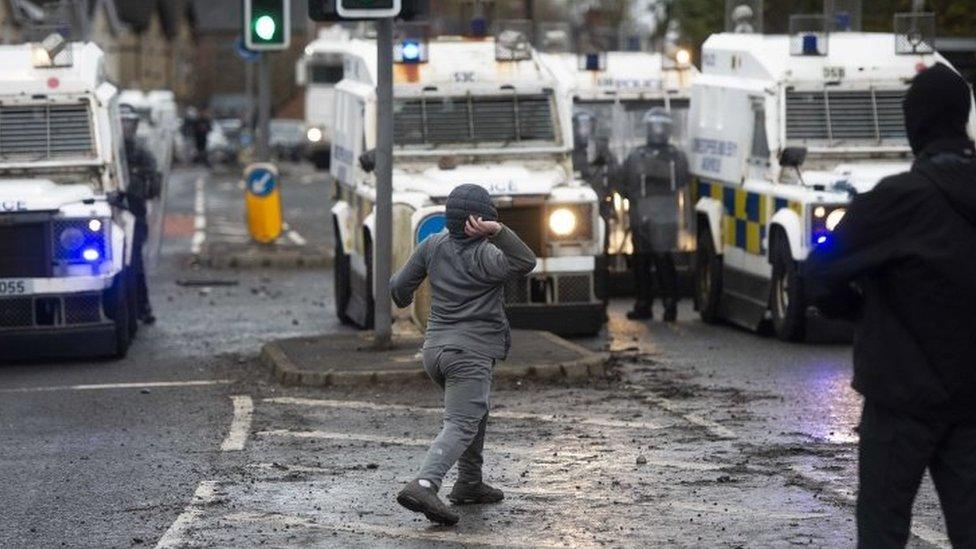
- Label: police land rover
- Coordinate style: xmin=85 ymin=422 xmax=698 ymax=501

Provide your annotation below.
xmin=690 ymin=5 xmax=955 ymax=340
xmin=330 ymin=25 xmax=606 ymax=336
xmin=0 ymin=37 xmax=137 ymax=359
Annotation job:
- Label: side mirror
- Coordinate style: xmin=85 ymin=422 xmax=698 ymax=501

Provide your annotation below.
xmin=359 ymin=149 xmax=376 ymax=173
xmin=779 ymin=146 xmax=808 ymax=168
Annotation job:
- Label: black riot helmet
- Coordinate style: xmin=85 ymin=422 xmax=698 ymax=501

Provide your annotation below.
xmin=119 ymin=103 xmax=140 ymax=141
xmin=643 ymin=106 xmax=673 ymax=147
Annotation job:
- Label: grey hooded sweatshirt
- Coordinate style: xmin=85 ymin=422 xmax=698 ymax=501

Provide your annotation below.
xmin=390 ymin=184 xmax=537 ymax=359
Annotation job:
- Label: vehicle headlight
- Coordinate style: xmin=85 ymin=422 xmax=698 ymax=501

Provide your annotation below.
xmin=825 ymin=208 xmax=846 ymax=231
xmin=306 ymin=127 xmax=323 ymax=143
xmin=549 ymin=208 xmax=577 ymax=236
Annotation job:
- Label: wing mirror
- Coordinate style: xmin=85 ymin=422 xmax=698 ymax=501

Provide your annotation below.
xmin=359 ymin=149 xmax=376 ymax=173
xmin=779 ymin=146 xmax=807 ymax=168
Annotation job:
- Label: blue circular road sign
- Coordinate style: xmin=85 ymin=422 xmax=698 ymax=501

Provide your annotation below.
xmin=246 ymin=167 xmax=277 ymax=197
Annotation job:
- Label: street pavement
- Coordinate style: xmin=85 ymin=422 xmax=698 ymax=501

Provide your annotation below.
xmin=0 ymin=164 xmax=953 ymax=548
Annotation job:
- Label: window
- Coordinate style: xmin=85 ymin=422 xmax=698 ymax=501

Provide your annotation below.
xmin=310 ymin=64 xmax=343 ymax=84
xmin=393 ymin=93 xmax=556 ymax=146
xmin=750 ymin=99 xmax=770 ymax=163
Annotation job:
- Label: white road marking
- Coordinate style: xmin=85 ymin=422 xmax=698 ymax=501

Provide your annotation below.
xmin=281 ymin=222 xmax=307 ymax=246
xmin=0 ymin=379 xmax=233 ymax=394
xmin=220 ymin=395 xmax=253 ymax=452
xmin=622 ymin=385 xmax=737 ymax=439
xmin=225 ymin=511 xmax=578 ymax=549
xmin=191 ymin=176 xmax=206 ymax=255
xmin=265 ymin=396 xmax=665 ymax=430
xmin=255 ymin=430 xmax=724 ymax=472
xmin=154 ymin=480 xmax=219 ymax=549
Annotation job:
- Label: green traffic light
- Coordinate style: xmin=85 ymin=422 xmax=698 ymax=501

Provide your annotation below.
xmin=254 ymin=14 xmax=276 ymax=41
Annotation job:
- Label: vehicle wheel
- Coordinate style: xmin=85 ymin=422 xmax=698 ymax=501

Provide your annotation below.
xmin=770 ymin=235 xmax=806 ymax=342
xmin=126 ymin=267 xmax=139 ymax=339
xmin=314 ymin=153 xmax=331 ymax=171
xmin=104 ymin=273 xmax=131 ymax=358
xmin=696 ymin=225 xmax=722 ymax=323
xmin=363 ymin=235 xmax=375 ymax=330
xmin=333 ymin=222 xmax=353 ymax=325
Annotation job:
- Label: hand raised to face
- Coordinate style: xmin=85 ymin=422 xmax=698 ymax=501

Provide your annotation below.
xmin=464 ymin=215 xmax=502 ymax=238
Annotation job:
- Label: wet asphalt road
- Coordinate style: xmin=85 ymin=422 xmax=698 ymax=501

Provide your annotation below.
xmin=0 ymin=165 xmax=953 ymax=547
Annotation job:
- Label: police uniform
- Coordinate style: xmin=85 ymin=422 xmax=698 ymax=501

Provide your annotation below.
xmin=121 ymin=109 xmax=161 ymax=324
xmin=616 ymin=108 xmax=689 ymax=321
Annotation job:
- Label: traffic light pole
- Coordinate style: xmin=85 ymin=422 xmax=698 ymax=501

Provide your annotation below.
xmin=373 ymin=18 xmax=394 ymax=348
xmin=256 ymin=52 xmax=271 ymax=161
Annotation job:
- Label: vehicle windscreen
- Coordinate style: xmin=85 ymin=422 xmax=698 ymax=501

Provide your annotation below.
xmin=784 ymin=87 xmax=908 ymax=147
xmin=0 ymin=101 xmax=97 ymax=162
xmin=576 ymin=99 xmax=690 ymax=161
xmin=310 ymin=63 xmax=343 ymax=85
xmin=393 ymin=92 xmax=557 ymax=148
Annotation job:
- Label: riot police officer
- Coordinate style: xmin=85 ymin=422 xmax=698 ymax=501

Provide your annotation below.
xmin=617 ymin=107 xmax=689 ymax=321
xmin=572 ymin=110 xmax=618 ymax=243
xmin=120 ymin=104 xmax=161 ymax=324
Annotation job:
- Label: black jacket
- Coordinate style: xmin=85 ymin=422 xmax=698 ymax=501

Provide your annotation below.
xmin=805 ymin=63 xmax=976 ymax=419
xmin=805 ymin=140 xmax=976 ymax=418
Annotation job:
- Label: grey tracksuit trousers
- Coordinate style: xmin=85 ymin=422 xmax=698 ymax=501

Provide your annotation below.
xmin=417 ymin=347 xmax=494 ymax=489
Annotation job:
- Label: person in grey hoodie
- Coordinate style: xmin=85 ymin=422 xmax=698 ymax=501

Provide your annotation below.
xmin=390 ymin=184 xmax=537 ymax=525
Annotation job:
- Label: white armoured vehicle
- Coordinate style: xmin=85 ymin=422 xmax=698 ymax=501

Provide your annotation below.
xmin=331 ymin=32 xmax=607 ymax=336
xmin=0 ymin=39 xmax=137 ymax=359
xmin=690 ymin=11 xmax=956 ymax=340
xmin=296 ymin=25 xmax=360 ymax=169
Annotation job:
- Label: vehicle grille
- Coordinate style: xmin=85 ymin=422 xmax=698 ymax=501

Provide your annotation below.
xmin=497 ymin=205 xmax=545 ymax=257
xmin=394 ymin=93 xmax=556 ymax=145
xmin=0 ymin=293 xmax=105 ymax=329
xmin=0 ymin=223 xmax=49 ymax=277
xmin=785 ymin=88 xmax=907 ymax=143
xmin=505 ymin=273 xmax=595 ymax=305
xmin=556 ymin=274 xmax=593 ymax=303
xmin=0 ymin=102 xmax=96 ymax=160
xmin=0 ymin=297 xmax=33 ymax=328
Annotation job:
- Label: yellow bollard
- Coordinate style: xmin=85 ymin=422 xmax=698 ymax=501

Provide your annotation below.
xmin=243 ymin=163 xmax=283 ymax=243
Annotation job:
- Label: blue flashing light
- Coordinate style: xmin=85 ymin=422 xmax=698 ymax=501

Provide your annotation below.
xmin=401 ymin=40 xmax=421 ymax=63
xmin=470 ymin=17 xmax=487 ymax=37
xmin=82 ymin=248 xmax=100 ymax=262
xmin=816 ymin=235 xmax=828 ymax=245
xmin=802 ymin=34 xmax=819 ymax=55
xmin=835 ymin=12 xmax=852 ymax=31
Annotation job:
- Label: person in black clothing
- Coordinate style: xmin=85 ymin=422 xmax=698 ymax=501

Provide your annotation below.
xmin=120 ymin=105 xmax=161 ymax=325
xmin=616 ymin=107 xmax=689 ymax=321
xmin=192 ymin=108 xmax=212 ymax=166
xmin=805 ymin=63 xmax=976 ymax=548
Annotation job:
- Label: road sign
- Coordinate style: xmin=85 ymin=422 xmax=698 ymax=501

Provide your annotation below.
xmin=244 ymin=0 xmax=291 ymax=51
xmin=234 ymin=37 xmax=259 ymax=62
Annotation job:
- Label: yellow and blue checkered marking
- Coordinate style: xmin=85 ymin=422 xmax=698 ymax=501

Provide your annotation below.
xmin=694 ymin=179 xmax=801 ymax=256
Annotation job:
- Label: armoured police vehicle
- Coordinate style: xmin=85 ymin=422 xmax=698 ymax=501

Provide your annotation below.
xmin=690 ymin=10 xmax=954 ymax=340
xmin=539 ymin=46 xmax=697 ymax=292
xmin=0 ymin=38 xmax=137 ymax=359
xmin=330 ymin=29 xmax=606 ymax=336
xmin=296 ymin=25 xmax=360 ymax=169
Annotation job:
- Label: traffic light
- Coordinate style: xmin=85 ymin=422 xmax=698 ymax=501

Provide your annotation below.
xmin=308 ymin=0 xmax=427 ymax=21
xmin=244 ymin=0 xmax=291 ymax=51
xmin=337 ymin=0 xmax=400 ymax=18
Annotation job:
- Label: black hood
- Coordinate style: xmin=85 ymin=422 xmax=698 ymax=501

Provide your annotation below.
xmin=445 ymin=184 xmax=498 ymax=238
xmin=903 ymin=63 xmax=974 ymax=155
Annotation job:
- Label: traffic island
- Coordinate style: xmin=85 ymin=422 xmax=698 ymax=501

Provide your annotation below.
xmin=261 ymin=329 xmax=608 ymax=387
xmin=196 ymin=239 xmax=331 ymax=269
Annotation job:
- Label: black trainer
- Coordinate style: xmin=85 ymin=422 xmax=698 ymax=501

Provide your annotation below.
xmin=447 ymin=481 xmax=505 ymax=505
xmin=396 ymin=479 xmax=459 ymax=525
